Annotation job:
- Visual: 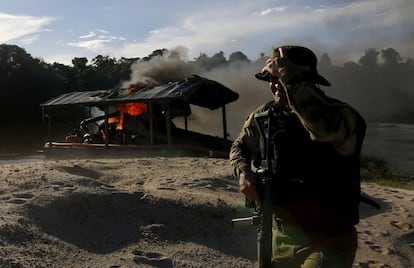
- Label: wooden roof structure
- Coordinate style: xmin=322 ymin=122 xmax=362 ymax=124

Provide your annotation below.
xmin=40 ymin=75 xmax=239 ymax=151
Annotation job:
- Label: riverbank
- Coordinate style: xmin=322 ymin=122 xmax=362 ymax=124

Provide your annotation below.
xmin=363 ymin=123 xmax=414 ymax=177
xmin=0 ymin=157 xmax=413 ymax=267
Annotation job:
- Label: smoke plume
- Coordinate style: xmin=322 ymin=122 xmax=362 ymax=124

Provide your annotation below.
xmin=121 ymin=46 xmax=271 ymax=139
xmin=121 ymin=45 xmax=414 ymax=140
xmin=122 ymin=45 xmax=198 ymax=88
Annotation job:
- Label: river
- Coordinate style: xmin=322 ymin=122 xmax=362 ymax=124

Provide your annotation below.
xmin=363 ymin=123 xmax=414 ymax=177
xmin=0 ymin=123 xmax=413 ymax=177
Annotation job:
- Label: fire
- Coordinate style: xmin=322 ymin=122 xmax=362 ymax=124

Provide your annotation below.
xmin=108 ymin=102 xmax=148 ymax=130
xmin=119 ymin=102 xmax=148 ymax=116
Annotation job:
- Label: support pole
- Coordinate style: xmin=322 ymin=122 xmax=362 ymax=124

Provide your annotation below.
xmin=222 ymin=105 xmax=228 ymax=140
xmin=149 ymin=102 xmax=154 ymax=145
xmin=165 ymin=104 xmax=172 ymax=147
xmin=48 ymin=112 xmax=52 ymax=146
xmin=42 ymin=107 xmax=52 ymax=146
xmin=104 ymin=106 xmax=109 ymax=147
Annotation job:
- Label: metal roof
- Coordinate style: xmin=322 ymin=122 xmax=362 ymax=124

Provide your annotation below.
xmin=40 ymin=75 xmax=239 ymax=110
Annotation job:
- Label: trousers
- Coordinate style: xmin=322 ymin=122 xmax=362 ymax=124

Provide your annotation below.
xmin=272 ymin=222 xmax=357 ymax=268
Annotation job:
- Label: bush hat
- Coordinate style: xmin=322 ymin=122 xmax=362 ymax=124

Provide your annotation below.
xmin=255 ymin=45 xmax=331 ymax=87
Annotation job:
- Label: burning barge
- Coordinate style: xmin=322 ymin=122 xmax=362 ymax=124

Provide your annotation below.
xmin=40 ymin=75 xmax=239 ymax=158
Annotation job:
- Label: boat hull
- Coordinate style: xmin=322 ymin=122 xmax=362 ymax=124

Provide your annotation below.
xmin=42 ymin=142 xmax=229 ymax=159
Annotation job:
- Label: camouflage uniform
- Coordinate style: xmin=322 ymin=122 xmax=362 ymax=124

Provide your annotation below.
xmin=230 ymin=63 xmax=365 ymax=267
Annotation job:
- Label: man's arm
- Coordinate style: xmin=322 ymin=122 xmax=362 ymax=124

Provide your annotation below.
xmin=230 ymin=109 xmax=263 ymax=202
xmin=278 ymin=71 xmax=362 ymax=155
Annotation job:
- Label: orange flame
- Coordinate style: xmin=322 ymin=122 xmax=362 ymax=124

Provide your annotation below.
xmin=108 ymin=102 xmax=148 ymax=130
xmin=119 ymin=103 xmax=148 ymax=116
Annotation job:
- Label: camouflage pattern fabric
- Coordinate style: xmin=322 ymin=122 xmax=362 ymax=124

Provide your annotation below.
xmin=229 ymin=70 xmax=364 ymax=268
xmin=230 ymin=70 xmax=361 ymax=176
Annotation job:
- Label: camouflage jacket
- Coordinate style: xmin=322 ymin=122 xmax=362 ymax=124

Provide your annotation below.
xmin=229 ymin=70 xmax=364 ymax=176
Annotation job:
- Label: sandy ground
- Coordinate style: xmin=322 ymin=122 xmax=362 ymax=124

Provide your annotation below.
xmin=0 ymin=156 xmax=413 ymax=268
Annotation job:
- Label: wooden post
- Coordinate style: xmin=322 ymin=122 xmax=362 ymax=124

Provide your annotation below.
xmin=149 ymin=102 xmax=154 ymax=145
xmin=222 ymin=105 xmax=227 ymax=140
xmin=104 ymin=106 xmax=109 ymax=147
xmin=48 ymin=111 xmax=52 ymax=146
xmin=165 ymin=104 xmax=172 ymax=146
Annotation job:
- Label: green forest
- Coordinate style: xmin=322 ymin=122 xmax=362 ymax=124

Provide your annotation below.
xmin=0 ymin=44 xmax=413 ymax=137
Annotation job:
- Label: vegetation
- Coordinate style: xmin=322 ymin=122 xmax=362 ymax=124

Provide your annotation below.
xmin=361 ymin=155 xmax=414 ymax=190
xmin=0 ymin=44 xmax=412 ymax=188
xmin=0 ymin=44 xmax=413 ymax=126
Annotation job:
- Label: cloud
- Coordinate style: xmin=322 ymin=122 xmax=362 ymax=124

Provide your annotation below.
xmin=97 ymin=29 xmax=109 ymax=34
xmin=309 ymin=0 xmax=414 ymax=60
xmin=0 ymin=12 xmax=54 ymax=43
xmin=68 ymin=39 xmax=112 ymax=51
xmin=80 ymin=31 xmax=96 ymax=39
xmin=48 ymin=0 xmax=414 ymax=64
xmin=68 ymin=30 xmax=126 ymax=53
xmin=109 ymin=2 xmax=330 ymax=60
xmin=253 ymin=6 xmax=288 ymax=16
xmin=98 ymin=35 xmax=126 ymax=41
xmin=115 ymin=13 xmax=273 ymax=59
xmin=19 ymin=35 xmax=39 ymax=45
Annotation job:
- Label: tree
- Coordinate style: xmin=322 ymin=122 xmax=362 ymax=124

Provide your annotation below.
xmin=0 ymin=44 xmax=69 ymax=123
xmin=229 ymin=51 xmax=250 ymax=63
xmin=358 ymin=48 xmax=379 ymax=68
xmin=319 ymin=53 xmax=332 ymax=69
xmin=72 ymin=57 xmax=88 ymax=70
xmin=381 ymin=48 xmax=402 ymax=66
xmin=210 ymin=51 xmax=227 ymax=68
xmin=193 ymin=53 xmax=211 ymax=70
xmin=51 ymin=62 xmax=77 ymax=93
xmin=142 ymin=49 xmax=168 ymax=61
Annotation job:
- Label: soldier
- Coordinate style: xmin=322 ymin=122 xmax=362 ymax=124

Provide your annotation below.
xmin=230 ymin=45 xmax=366 ymax=267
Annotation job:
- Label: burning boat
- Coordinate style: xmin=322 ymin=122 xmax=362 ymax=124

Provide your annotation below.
xmin=40 ymin=75 xmax=239 ymax=158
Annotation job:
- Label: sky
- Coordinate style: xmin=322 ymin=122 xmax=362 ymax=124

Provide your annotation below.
xmin=0 ymin=0 xmax=413 ymax=66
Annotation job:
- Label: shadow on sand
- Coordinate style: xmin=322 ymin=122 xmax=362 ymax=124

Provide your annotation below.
xmin=359 ymin=192 xmax=389 ymax=220
xmin=25 ymin=191 xmax=256 ymax=260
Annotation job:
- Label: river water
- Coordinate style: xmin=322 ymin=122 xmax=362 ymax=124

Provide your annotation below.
xmin=363 ymin=123 xmax=414 ymax=177
xmin=1 ymin=123 xmax=413 ymax=177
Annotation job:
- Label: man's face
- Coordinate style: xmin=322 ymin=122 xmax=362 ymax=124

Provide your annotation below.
xmin=269 ymin=75 xmax=288 ymax=106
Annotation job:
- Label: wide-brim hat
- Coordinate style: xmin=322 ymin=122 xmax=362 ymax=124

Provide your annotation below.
xmin=255 ymin=45 xmax=331 ymax=87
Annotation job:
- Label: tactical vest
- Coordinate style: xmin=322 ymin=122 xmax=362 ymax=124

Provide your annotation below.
xmin=260 ymin=101 xmax=366 ymax=227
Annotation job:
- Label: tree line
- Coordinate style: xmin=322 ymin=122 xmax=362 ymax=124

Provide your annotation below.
xmin=0 ymin=44 xmax=413 ymax=127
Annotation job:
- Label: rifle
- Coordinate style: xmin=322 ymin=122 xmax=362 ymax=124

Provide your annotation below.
xmin=232 ymin=106 xmax=278 ymax=268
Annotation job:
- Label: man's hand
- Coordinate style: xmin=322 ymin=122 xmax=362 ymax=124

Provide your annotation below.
xmin=261 ymin=57 xmax=311 ymax=78
xmin=239 ymin=170 xmax=260 ymax=203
